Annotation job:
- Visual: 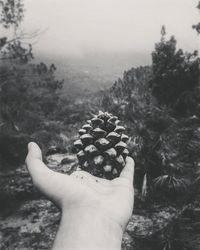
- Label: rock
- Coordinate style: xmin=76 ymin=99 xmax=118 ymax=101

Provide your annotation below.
xmin=124 ymin=208 xmax=179 ymax=250
xmin=126 ymin=209 xmax=177 ymax=240
xmin=126 ymin=214 xmax=154 ymax=238
xmin=122 ymin=232 xmax=137 ymax=250
xmin=0 ymin=199 xmax=60 ymax=250
xmin=60 ymin=155 xmax=76 ymax=165
xmin=46 ymin=153 xmax=78 ymax=174
xmin=46 ymin=146 xmax=67 ymax=156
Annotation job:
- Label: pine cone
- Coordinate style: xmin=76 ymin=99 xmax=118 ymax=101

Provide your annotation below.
xmin=74 ymin=111 xmax=129 ymax=179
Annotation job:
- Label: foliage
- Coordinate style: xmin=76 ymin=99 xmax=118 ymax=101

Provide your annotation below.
xmin=192 ymin=1 xmax=200 ymax=34
xmin=101 ymin=66 xmax=152 ymax=120
xmin=153 ymin=175 xmax=188 ymax=195
xmin=0 ymin=0 xmax=24 ymax=28
xmin=101 ymin=66 xmax=158 ymax=189
xmin=0 ymin=62 xmax=63 ymax=133
xmin=56 ymin=96 xmax=97 ymax=125
xmin=0 ymin=0 xmax=66 ymax=166
xmin=100 ymin=29 xmax=200 ymax=200
xmin=150 ymin=29 xmax=199 ymax=110
xmin=0 ymin=39 xmax=33 ymax=62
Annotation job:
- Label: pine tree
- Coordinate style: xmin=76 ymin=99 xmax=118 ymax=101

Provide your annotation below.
xmin=150 ymin=27 xmax=199 ymax=111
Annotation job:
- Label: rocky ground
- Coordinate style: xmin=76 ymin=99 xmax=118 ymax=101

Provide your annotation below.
xmin=0 ymin=153 xmax=199 ymax=250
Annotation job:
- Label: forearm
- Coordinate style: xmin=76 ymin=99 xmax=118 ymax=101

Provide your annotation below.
xmin=52 ymin=207 xmax=123 ymax=250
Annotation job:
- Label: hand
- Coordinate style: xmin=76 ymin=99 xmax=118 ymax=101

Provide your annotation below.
xmin=25 ymin=142 xmax=135 ymax=250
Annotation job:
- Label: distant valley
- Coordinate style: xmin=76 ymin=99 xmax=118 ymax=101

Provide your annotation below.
xmin=35 ymin=51 xmax=151 ymax=98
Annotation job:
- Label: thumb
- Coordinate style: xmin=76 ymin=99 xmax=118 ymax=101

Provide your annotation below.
xmin=27 ymin=142 xmax=42 ymax=160
xmin=25 ymin=142 xmax=45 ymax=178
xmin=25 ymin=142 xmax=70 ymax=206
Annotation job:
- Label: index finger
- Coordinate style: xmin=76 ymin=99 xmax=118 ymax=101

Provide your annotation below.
xmin=119 ymin=156 xmax=135 ymax=183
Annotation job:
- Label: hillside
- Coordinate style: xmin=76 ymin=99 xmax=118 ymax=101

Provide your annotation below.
xmin=35 ymin=51 xmax=150 ymax=98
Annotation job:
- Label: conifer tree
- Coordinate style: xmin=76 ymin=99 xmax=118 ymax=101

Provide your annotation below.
xmin=150 ymin=27 xmax=199 ymax=112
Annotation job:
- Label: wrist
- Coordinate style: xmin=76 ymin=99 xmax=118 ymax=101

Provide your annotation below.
xmin=52 ymin=206 xmax=123 ymax=250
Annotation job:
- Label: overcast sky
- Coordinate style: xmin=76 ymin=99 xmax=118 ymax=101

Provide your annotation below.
xmin=5 ymin=0 xmax=200 ymax=57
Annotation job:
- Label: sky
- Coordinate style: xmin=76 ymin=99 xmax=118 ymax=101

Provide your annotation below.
xmin=2 ymin=0 xmax=200 ymax=57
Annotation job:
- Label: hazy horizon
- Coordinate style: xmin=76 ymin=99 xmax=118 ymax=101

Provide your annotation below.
xmin=21 ymin=0 xmax=200 ymax=58
xmin=1 ymin=0 xmax=200 ymax=93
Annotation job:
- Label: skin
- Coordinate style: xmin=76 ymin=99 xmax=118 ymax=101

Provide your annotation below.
xmin=25 ymin=142 xmax=135 ymax=250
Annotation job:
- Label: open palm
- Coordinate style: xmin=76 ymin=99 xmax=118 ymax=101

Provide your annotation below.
xmin=25 ymin=142 xmax=134 ymax=231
